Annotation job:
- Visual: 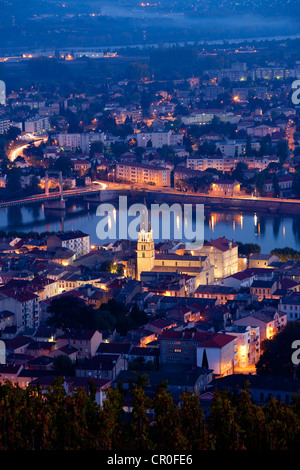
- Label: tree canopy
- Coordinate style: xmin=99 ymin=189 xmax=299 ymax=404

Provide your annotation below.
xmin=0 ymin=377 xmax=299 ymax=450
xmin=256 ymin=322 xmax=300 ymax=379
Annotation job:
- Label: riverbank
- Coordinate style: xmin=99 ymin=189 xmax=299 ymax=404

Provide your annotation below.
xmin=102 ymin=188 xmax=300 ymax=216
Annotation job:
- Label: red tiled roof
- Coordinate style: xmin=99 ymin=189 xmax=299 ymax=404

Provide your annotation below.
xmin=160 ymin=330 xmax=215 ymax=341
xmin=147 ymin=319 xmax=176 ymax=329
xmin=2 ymin=289 xmax=38 ymax=302
xmin=227 ymin=271 xmax=255 ymax=280
xmin=204 ymin=237 xmax=238 ymax=252
xmin=56 ymin=345 xmax=78 ymax=355
xmin=59 ymin=329 xmax=100 ymax=341
xmin=199 ymin=333 xmax=236 ymax=349
xmin=279 ymin=278 xmax=299 ymax=289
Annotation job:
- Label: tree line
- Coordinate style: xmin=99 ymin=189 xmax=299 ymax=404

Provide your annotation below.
xmin=0 ymin=377 xmax=299 ymax=450
xmin=47 ymin=297 xmax=148 ymax=337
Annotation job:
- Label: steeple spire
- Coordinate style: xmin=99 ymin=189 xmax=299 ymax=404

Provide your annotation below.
xmin=139 ymin=199 xmax=151 ymax=233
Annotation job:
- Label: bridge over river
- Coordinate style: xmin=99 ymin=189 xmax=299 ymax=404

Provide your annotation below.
xmin=0 ymin=182 xmax=107 ymax=209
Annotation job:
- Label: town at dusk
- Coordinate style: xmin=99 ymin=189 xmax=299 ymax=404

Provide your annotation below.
xmin=0 ymin=0 xmax=299 ymax=457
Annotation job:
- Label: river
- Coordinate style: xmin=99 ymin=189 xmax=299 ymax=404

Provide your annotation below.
xmin=1 ymin=202 xmax=300 ymax=253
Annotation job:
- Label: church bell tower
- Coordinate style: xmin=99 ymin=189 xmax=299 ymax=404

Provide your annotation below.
xmin=136 ymin=204 xmax=155 ymax=280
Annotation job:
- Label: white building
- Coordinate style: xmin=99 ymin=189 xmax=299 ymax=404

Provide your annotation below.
xmin=216 ymin=139 xmax=260 ymax=157
xmin=57 ymin=132 xmax=105 ymax=153
xmin=186 ymin=155 xmax=277 ymax=172
xmin=0 ymin=119 xmax=10 ymax=134
xmin=234 ymin=308 xmax=287 ymax=341
xmin=0 ymin=80 xmax=6 ymax=105
xmin=134 ymin=131 xmax=183 ymax=148
xmin=225 ymin=325 xmax=260 ymax=369
xmin=223 ymin=271 xmax=257 ymax=289
xmin=47 ymin=230 xmax=90 ymax=258
xmin=251 ymin=124 xmax=281 ymax=138
xmin=278 ymin=295 xmax=300 ymax=322
xmin=197 ymin=332 xmax=237 ymax=377
xmin=116 ymin=162 xmax=171 ymax=187
xmin=0 ymin=290 xmax=39 ymax=330
xmin=149 ymin=102 xmax=176 ymax=116
xmin=181 ymin=109 xmax=235 ymax=126
xmin=24 ymin=116 xmax=50 ymax=134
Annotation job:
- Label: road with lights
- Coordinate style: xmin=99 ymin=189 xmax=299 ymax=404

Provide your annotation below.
xmin=8 ymin=135 xmax=48 ymax=162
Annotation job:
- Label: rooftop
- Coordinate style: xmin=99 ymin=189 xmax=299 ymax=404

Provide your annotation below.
xmin=203 ymin=237 xmax=238 ymax=252
xmin=51 ymin=230 xmax=89 ymax=241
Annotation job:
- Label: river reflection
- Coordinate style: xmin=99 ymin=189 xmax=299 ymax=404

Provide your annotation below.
xmin=0 ymin=203 xmax=300 ymax=252
xmin=204 ymin=210 xmax=300 ymax=251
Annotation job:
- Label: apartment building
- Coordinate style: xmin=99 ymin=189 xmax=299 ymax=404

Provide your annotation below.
xmin=56 ymin=132 xmax=105 ymax=152
xmin=226 ymin=325 xmax=260 ymax=370
xmin=47 ymin=230 xmax=90 ymax=258
xmin=0 ymin=290 xmax=39 ymax=330
xmin=216 ymin=139 xmax=260 ymax=157
xmin=278 ymin=294 xmax=300 ymax=321
xmin=112 ymin=106 xmax=143 ymax=124
xmin=234 ymin=308 xmax=287 ymax=341
xmin=24 ymin=116 xmax=50 ymax=134
xmin=217 ymin=69 xmax=248 ymax=82
xmin=116 ymin=162 xmax=171 ymax=187
xmin=186 ymin=155 xmax=278 ymax=172
xmin=0 ymin=119 xmax=10 ymax=134
xmin=181 ymin=109 xmax=234 ymax=126
xmin=254 ymin=67 xmax=294 ymax=80
xmin=0 ymin=80 xmax=6 ymax=105
xmin=159 ymin=330 xmax=219 ymax=365
xmin=149 ymin=101 xmax=176 ymax=116
xmin=134 ymin=131 xmax=183 ymax=148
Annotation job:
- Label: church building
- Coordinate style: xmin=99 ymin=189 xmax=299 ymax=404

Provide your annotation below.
xmin=136 ymin=206 xmax=214 ymax=287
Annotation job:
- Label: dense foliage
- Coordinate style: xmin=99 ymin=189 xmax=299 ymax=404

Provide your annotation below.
xmin=270 ymin=247 xmax=300 ymax=261
xmin=47 ymin=297 xmax=148 ymax=336
xmin=0 ymin=378 xmax=299 ymax=450
xmin=236 ymin=242 xmax=261 ymax=256
xmin=256 ymin=322 xmax=300 ymax=379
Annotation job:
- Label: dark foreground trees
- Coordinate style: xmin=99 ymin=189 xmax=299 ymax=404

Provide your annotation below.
xmin=256 ymin=322 xmax=300 ymax=379
xmin=0 ymin=378 xmax=299 ymax=450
